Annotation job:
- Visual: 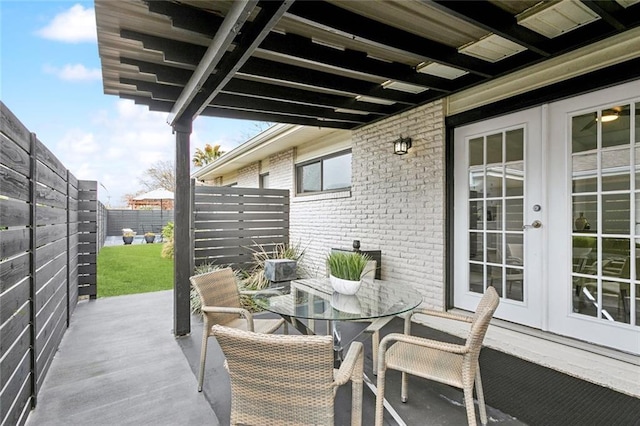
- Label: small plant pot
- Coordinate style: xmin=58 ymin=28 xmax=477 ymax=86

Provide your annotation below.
xmin=123 ymin=236 xmax=134 ymax=245
xmin=144 ymin=235 xmax=155 ymax=244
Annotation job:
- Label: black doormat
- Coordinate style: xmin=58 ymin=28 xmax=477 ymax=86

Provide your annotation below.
xmin=375 ymin=318 xmax=640 ymax=426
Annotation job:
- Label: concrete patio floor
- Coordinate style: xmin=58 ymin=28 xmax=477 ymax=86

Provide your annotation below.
xmin=25 ymin=290 xmax=523 ymax=425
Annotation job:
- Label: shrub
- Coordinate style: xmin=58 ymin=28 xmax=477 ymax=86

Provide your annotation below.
xmin=161 ymin=222 xmax=174 ymax=259
xmin=239 ymin=241 xmax=307 ymax=290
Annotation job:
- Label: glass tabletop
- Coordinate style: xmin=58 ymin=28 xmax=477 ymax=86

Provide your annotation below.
xmin=253 ymin=278 xmax=423 ymax=321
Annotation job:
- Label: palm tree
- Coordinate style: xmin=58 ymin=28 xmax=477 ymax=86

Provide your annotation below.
xmin=192 ymin=144 xmax=224 ymax=167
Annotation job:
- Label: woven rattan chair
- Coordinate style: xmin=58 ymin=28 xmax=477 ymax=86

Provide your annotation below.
xmin=211 ymin=324 xmax=364 ymax=426
xmin=190 ymin=268 xmax=286 ymax=392
xmin=375 ymin=286 xmax=499 ymax=426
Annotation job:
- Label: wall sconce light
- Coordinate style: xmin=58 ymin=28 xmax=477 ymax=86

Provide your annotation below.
xmin=393 ymin=136 xmax=412 ymax=155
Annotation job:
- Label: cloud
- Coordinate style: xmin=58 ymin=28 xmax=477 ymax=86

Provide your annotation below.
xmin=37 ymin=4 xmax=96 ymax=43
xmin=43 ymin=63 xmax=102 ymax=82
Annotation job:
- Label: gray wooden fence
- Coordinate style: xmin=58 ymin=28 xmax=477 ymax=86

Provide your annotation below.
xmin=0 ymin=102 xmax=98 ymax=426
xmin=106 ymin=209 xmax=174 ymax=236
xmin=193 ymin=185 xmax=289 ymax=270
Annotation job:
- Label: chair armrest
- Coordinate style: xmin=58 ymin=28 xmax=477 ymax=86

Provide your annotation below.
xmin=239 ymin=290 xmax=259 ymax=296
xmin=379 ymin=333 xmax=468 ymax=355
xmin=201 ymin=306 xmax=254 ymax=330
xmin=412 ymin=308 xmax=473 ymax=323
xmin=334 ymin=342 xmax=364 ymax=387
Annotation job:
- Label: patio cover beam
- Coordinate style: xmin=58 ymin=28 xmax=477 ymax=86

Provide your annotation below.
xmin=168 ymin=0 xmax=258 ymax=126
xmin=172 ymin=0 xmax=295 ymax=124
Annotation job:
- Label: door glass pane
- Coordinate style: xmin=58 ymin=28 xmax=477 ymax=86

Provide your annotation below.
xmin=572 ymin=153 xmax=597 ymax=193
xmin=469 ymin=169 xmax=484 ymax=198
xmin=469 ymin=263 xmax=483 ymax=293
xmin=505 ymin=267 xmax=523 ymax=301
xmin=572 ymin=112 xmax=597 ymax=153
xmin=602 ymin=194 xmax=630 ymax=234
xmin=572 ymin=236 xmax=596 ymax=273
xmin=469 ymin=201 xmax=483 ymax=230
xmin=486 ymin=200 xmax=502 ymax=230
xmin=505 ymin=199 xmax=523 ymax=231
xmin=602 ymin=148 xmax=630 ymax=191
xmin=486 ymin=133 xmax=502 ymax=164
xmin=602 ymin=105 xmax=630 ymax=148
xmin=469 ymin=232 xmax=484 ymax=261
xmin=469 ymin=137 xmax=484 ymax=166
xmin=573 ymin=195 xmax=596 ymax=232
xmin=505 ymin=163 xmax=524 ymax=196
xmin=505 ymin=128 xmax=523 ymax=162
xmin=486 ymin=166 xmax=502 ymax=198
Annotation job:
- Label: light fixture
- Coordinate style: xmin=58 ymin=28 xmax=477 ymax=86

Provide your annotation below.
xmin=393 ymin=136 xmax=412 ymax=155
xmin=600 ymin=111 xmax=619 ymax=123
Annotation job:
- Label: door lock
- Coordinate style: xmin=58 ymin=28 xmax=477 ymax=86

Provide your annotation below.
xmin=523 ymin=220 xmax=542 ymax=230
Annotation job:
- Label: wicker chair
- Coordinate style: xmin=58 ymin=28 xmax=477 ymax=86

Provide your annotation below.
xmin=375 ymin=286 xmax=499 ymax=426
xmin=190 ymin=268 xmax=286 ymax=392
xmin=211 ymin=324 xmax=364 ymax=426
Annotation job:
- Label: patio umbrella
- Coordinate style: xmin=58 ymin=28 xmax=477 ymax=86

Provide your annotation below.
xmin=133 ymin=188 xmax=174 ymax=227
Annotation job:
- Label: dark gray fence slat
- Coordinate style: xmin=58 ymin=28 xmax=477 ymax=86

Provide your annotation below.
xmin=0 ymin=101 xmax=31 ymax=152
xmin=35 ymin=186 xmax=67 ymax=210
xmin=36 ymin=309 xmax=66 ymax=390
xmin=35 ymin=163 xmax=66 ymax=194
xmin=194 ymin=194 xmax=290 ymax=205
xmin=0 ymin=301 xmax=30 ymax=355
xmin=0 ymin=161 xmax=30 ymax=203
xmin=0 ymin=253 xmax=29 ymax=294
xmin=0 ymin=277 xmax=29 ymax=325
xmin=194 ymin=220 xmax=289 ymax=230
xmin=78 ymin=283 xmax=96 ymax=296
xmin=35 ymin=278 xmax=66 ymax=333
xmin=195 ymin=203 xmax=289 ymax=213
xmin=193 ymin=212 xmax=289 ymax=221
xmin=194 ymin=228 xmax=287 ymax=239
xmin=0 ymin=198 xmax=30 ymax=228
xmin=195 ymin=186 xmax=288 ymax=196
xmin=35 ymin=255 xmax=66 ymax=294
xmin=35 ymin=139 xmax=66 ymax=180
xmin=35 ymin=223 xmax=67 ymax=248
xmin=0 ymin=133 xmax=30 ymax=180
xmin=35 ymin=239 xmax=66 ymax=270
xmin=36 ymin=205 xmax=67 ymax=226
xmin=0 ymin=228 xmax=30 ymax=260
xmin=194 ymin=235 xmax=288 ymax=249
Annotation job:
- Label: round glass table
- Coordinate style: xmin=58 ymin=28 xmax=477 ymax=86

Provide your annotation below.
xmin=253 ymin=278 xmax=423 ymax=363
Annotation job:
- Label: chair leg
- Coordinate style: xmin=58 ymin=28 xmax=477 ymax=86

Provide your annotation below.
xmin=475 ymin=369 xmax=488 ymax=425
xmin=374 ymin=366 xmax=386 ymax=426
xmin=401 ymin=372 xmax=408 ymax=402
xmin=283 ymin=321 xmax=288 ymax=335
xmin=463 ymin=385 xmax=477 ymax=426
xmin=198 ymin=321 xmax=210 ymax=392
xmin=372 ymin=330 xmax=379 ymax=375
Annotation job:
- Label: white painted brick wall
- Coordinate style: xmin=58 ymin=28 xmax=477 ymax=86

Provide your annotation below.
xmin=290 ymin=101 xmax=446 ymax=309
xmin=236 ymin=162 xmax=260 ymax=187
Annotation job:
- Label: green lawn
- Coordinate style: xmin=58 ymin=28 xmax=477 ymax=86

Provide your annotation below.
xmin=97 ymin=243 xmax=174 ymax=297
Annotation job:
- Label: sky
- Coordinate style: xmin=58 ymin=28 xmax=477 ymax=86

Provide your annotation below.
xmin=1 ymin=1 xmax=268 ymax=207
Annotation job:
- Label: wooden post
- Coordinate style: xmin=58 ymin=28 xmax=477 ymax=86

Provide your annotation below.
xmin=29 ymin=132 xmax=38 ymax=407
xmin=173 ymin=119 xmax=192 ymax=336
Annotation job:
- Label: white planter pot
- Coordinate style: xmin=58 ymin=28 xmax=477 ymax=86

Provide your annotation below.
xmin=329 ymin=275 xmax=361 ymax=295
xmin=331 ymin=293 xmax=362 ymax=314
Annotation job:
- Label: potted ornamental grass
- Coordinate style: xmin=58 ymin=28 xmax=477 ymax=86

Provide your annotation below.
xmin=144 ymin=232 xmax=156 ymax=243
xmin=326 ymin=251 xmax=371 ymax=295
xmin=122 ymin=229 xmax=135 ymax=245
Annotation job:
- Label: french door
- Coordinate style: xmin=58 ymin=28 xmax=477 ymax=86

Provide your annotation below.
xmin=547 ymin=81 xmax=640 ymax=354
xmin=454 ymin=108 xmax=544 ymax=328
xmin=453 ymin=80 xmax=640 ymax=354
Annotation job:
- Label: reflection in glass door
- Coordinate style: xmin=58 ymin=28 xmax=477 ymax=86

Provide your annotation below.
xmin=570 ymin=102 xmax=639 ymax=327
xmin=468 ymin=129 xmax=525 ymax=301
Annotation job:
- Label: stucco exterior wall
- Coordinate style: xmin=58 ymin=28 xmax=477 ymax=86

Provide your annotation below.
xmin=291 ymin=100 xmax=446 ymax=308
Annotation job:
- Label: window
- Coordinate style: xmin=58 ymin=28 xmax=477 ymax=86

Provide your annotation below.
xmin=296 ymin=150 xmax=352 ymax=194
xmin=260 ymin=173 xmax=270 ymax=189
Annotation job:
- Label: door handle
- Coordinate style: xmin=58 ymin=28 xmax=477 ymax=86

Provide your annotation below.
xmin=523 ymin=220 xmax=542 ymax=230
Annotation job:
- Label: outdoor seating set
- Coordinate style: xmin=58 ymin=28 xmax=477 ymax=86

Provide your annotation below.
xmin=190 ymin=267 xmax=499 ymax=426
